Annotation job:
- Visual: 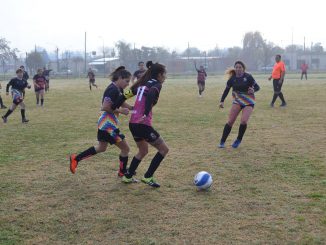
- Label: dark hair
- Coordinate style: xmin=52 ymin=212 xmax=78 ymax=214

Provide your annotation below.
xmin=16 ymin=68 xmax=24 ymax=74
xmin=109 ymin=66 xmax=131 ymax=81
xmin=276 ymin=54 xmax=281 ymax=59
xmin=131 ymin=61 xmax=166 ymax=90
xmin=138 ymin=61 xmax=144 ymax=66
xmin=19 ymin=65 xmax=24 ymax=69
xmin=225 ymin=60 xmax=246 ymax=79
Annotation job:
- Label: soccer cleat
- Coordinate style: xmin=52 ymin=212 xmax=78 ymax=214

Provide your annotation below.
xmin=231 ymin=139 xmax=242 ymax=148
xmin=270 ymin=103 xmax=274 ymax=108
xmin=122 ymin=175 xmax=139 ymax=183
xmin=280 ymin=102 xmax=287 ymax=107
xmin=218 ymin=141 xmax=225 ymax=148
xmin=141 ymin=176 xmax=160 ymax=188
xmin=22 ymin=119 xmax=29 ymax=123
xmin=2 ymin=116 xmax=7 ymax=123
xmin=70 ymin=154 xmax=78 ymax=174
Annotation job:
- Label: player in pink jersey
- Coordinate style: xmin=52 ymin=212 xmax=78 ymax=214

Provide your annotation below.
xmin=122 ymin=61 xmax=169 ymax=187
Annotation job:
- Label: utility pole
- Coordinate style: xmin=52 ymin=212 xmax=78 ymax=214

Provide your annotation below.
xmin=84 ymin=32 xmax=87 ymax=73
xmin=56 ymin=47 xmax=59 ymax=72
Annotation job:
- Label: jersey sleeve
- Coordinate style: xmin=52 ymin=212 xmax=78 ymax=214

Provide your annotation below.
xmin=144 ymin=84 xmax=161 ymax=116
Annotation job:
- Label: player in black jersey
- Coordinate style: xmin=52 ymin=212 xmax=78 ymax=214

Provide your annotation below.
xmin=218 ymin=61 xmax=260 ymax=148
xmin=131 ymin=61 xmax=146 ymax=84
xmin=87 ymin=68 xmax=98 ymax=90
xmin=43 ymin=67 xmax=52 ymax=92
xmin=69 ymin=67 xmax=133 ymax=176
xmin=2 ymin=68 xmax=31 ymax=123
xmin=19 ymin=65 xmax=29 ymax=98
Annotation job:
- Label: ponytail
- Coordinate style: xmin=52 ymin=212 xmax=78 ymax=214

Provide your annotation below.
xmin=130 ymin=61 xmax=166 ymax=90
xmin=109 ymin=66 xmax=131 ymax=81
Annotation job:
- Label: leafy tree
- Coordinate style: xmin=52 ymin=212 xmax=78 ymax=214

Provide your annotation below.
xmin=0 ymin=37 xmax=18 ymax=74
xmin=242 ymin=31 xmax=265 ymax=70
xmin=26 ymin=51 xmax=44 ymax=74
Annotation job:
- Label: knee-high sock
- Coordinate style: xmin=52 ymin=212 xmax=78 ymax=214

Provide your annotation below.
xmin=76 ymin=146 xmax=97 ymax=162
xmin=144 ymin=152 xmax=164 ymax=178
xmin=119 ymin=155 xmax=128 ymax=173
xmin=3 ymin=109 xmax=13 ymax=118
xmin=21 ymin=109 xmax=26 ymax=120
xmin=125 ymin=156 xmax=141 ymax=177
xmin=221 ymin=123 xmax=232 ymax=143
xmin=237 ymin=123 xmax=247 ymax=141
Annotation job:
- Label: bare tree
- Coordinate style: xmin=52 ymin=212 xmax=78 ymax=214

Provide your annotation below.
xmin=0 ymin=37 xmax=18 ymax=77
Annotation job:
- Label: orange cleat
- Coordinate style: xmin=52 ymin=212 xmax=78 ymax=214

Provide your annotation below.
xmin=70 ymin=154 xmax=78 ymax=174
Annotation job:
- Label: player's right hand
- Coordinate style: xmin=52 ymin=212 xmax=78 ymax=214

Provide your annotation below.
xmin=219 ymin=102 xmax=224 ymax=108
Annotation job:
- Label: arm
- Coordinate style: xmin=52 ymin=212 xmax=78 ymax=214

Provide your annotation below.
xmin=144 ymin=88 xmax=159 ymax=116
xmin=6 ymin=80 xmax=12 ymax=93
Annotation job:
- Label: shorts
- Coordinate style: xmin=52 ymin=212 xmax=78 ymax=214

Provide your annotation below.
xmin=197 ymin=80 xmax=205 ymax=85
xmin=12 ymin=90 xmax=23 ymax=105
xmin=97 ymin=129 xmax=125 ymax=145
xmin=273 ymin=79 xmax=283 ymax=93
xmin=129 ymin=123 xmax=160 ymax=142
xmin=89 ymin=79 xmax=95 ymax=84
xmin=35 ymin=88 xmax=45 ymax=93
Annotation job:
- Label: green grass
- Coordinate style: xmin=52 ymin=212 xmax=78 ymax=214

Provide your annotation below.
xmin=0 ymin=73 xmax=325 ymax=244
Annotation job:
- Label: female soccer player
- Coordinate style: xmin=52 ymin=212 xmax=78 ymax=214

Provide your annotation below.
xmin=122 ymin=61 xmax=169 ymax=188
xmin=33 ymin=68 xmax=47 ymax=106
xmin=218 ymin=61 xmax=260 ymax=148
xmin=2 ymin=68 xmax=31 ymax=123
xmin=194 ymin=61 xmax=207 ymax=97
xmin=87 ymin=68 xmax=98 ymax=90
xmin=70 ymin=67 xmax=133 ymax=176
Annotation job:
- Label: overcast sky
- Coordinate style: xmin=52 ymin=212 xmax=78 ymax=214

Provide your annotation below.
xmin=0 ymin=0 xmax=324 ymax=56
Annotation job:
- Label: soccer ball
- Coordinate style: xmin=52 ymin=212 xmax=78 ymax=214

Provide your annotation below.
xmin=194 ymin=171 xmax=213 ymax=190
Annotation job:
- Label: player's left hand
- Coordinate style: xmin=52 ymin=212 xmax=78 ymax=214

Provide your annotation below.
xmin=248 ymin=87 xmax=255 ymax=94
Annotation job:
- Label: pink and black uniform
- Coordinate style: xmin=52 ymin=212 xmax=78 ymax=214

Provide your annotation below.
xmin=196 ymin=68 xmax=207 ymax=84
xmin=129 ymin=79 xmax=162 ymax=142
xmin=220 ymin=72 xmax=260 ymax=108
xmin=33 ymin=74 xmax=47 ymax=92
xmin=97 ymin=82 xmax=125 ymax=144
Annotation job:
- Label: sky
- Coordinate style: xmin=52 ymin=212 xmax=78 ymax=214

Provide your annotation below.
xmin=0 ymin=0 xmax=324 ymax=57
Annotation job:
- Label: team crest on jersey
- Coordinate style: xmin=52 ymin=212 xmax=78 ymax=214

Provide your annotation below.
xmin=243 ymin=77 xmax=247 ymax=82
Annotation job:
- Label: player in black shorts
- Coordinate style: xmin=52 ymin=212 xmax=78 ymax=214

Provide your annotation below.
xmin=194 ymin=61 xmax=207 ymax=97
xmin=43 ymin=67 xmax=52 ymax=92
xmin=2 ymin=68 xmax=31 ymax=123
xmin=19 ymin=65 xmax=29 ymax=98
xmin=131 ymin=61 xmax=146 ymax=84
xmin=218 ymin=61 xmax=260 ymax=148
xmin=122 ymin=61 xmax=169 ymax=188
xmin=87 ymin=68 xmax=98 ymax=90
xmin=69 ymin=66 xmax=133 ymax=177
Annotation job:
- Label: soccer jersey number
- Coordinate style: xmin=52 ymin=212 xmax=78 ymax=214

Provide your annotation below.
xmin=136 ymin=86 xmax=146 ymax=102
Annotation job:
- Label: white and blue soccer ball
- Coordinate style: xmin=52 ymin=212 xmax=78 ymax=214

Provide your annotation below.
xmin=194 ymin=171 xmax=213 ymax=190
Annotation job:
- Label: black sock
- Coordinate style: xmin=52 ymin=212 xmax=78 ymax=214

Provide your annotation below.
xmin=36 ymin=98 xmax=39 ymax=104
xmin=279 ymin=92 xmax=286 ymax=104
xmin=144 ymin=152 xmax=165 ymax=178
xmin=271 ymin=93 xmax=278 ymax=104
xmin=21 ymin=109 xmax=26 ymax=120
xmin=90 ymin=85 xmax=92 ymax=90
xmin=119 ymin=155 xmax=128 ymax=173
xmin=221 ymin=123 xmax=232 ymax=143
xmin=125 ymin=156 xmax=141 ymax=177
xmin=41 ymin=99 xmax=44 ymax=106
xmin=3 ymin=109 xmax=13 ymax=118
xmin=237 ymin=123 xmax=247 ymax=141
xmin=76 ymin=146 xmax=97 ymax=162
xmin=0 ymin=97 xmax=3 ymax=107
xmin=199 ymin=90 xmax=202 ymax=95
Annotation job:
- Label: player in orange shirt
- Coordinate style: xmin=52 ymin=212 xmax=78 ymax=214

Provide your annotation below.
xmin=268 ymin=54 xmax=286 ymax=107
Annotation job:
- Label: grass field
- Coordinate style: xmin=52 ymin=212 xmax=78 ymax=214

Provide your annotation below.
xmin=0 ymin=73 xmax=325 ymax=244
